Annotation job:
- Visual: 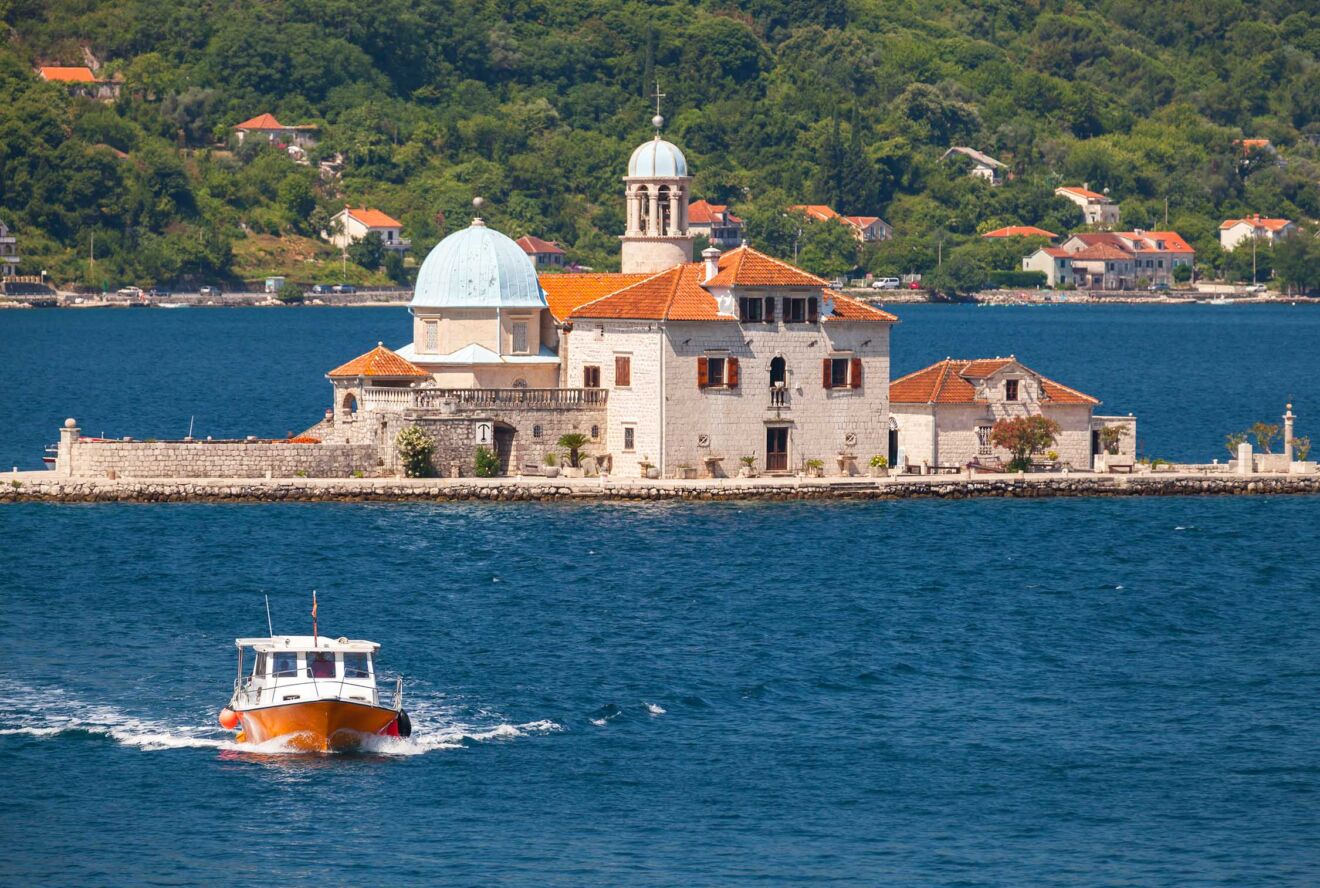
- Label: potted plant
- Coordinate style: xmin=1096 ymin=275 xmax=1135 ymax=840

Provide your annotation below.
xmin=738 ymin=455 xmax=758 ymax=478
xmin=543 ymin=450 xmax=560 ymax=478
xmin=1291 ymin=436 xmax=1315 ymax=474
xmin=869 ymin=454 xmax=889 ymax=477
xmin=557 ymin=432 xmax=589 ymax=478
xmin=804 ymin=458 xmax=825 ymax=478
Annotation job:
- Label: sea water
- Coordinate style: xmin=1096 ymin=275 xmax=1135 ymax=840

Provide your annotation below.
xmin=3 ymin=305 xmax=1320 ymax=884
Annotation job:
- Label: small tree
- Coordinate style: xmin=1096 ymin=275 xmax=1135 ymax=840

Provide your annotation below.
xmin=557 ymin=432 xmax=590 ymax=468
xmin=473 ymin=445 xmax=501 ymax=477
xmin=348 ymin=231 xmax=385 ymax=271
xmin=1172 ymin=264 xmax=1193 ymax=283
xmin=1225 ymin=431 xmax=1247 ymax=457
xmin=275 ymin=283 xmax=305 ymax=304
xmin=1250 ymin=421 xmax=1280 ymax=454
xmin=1293 ymin=437 xmax=1312 ymax=461
xmin=396 ymin=425 xmax=435 ymax=477
xmin=991 ymin=415 xmax=1061 ymax=472
xmin=1098 ymin=425 xmax=1126 ymax=455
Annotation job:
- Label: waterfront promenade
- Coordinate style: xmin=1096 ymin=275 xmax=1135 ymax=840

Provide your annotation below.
xmin=5 ymin=468 xmax=1318 ymax=503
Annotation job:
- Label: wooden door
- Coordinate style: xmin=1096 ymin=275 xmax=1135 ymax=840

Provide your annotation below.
xmin=766 ymin=427 xmax=789 ymax=472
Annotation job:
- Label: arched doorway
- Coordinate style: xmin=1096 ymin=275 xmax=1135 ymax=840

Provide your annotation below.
xmin=888 ymin=416 xmax=899 ymax=466
xmin=493 ymin=422 xmax=516 ymax=474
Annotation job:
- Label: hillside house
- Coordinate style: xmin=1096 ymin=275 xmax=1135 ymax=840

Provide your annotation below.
xmin=325 ymin=207 xmax=410 ymax=253
xmin=1055 ymin=185 xmax=1120 ymax=227
xmin=1220 ymin=216 xmax=1296 ymax=252
xmin=687 ymin=200 xmax=744 ymax=248
xmin=0 ymin=219 xmax=18 ymax=277
xmin=515 ymin=235 xmax=566 ymax=268
xmin=984 ymin=226 xmax=1057 ymax=240
xmin=234 ymin=113 xmax=319 ymax=148
xmin=789 ymin=205 xmax=893 ymax=243
xmin=1060 ymin=231 xmax=1194 ymax=288
xmin=1021 ymin=248 xmax=1074 ymax=287
xmin=941 ymin=147 xmax=1007 ymax=185
xmin=37 ymin=66 xmax=119 ymax=101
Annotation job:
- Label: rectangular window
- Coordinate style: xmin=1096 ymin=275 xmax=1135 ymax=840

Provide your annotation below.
xmin=707 ymin=357 xmax=726 ymax=387
xmin=272 ymin=652 xmax=299 ymax=677
xmin=614 ymin=355 xmax=631 ymax=387
xmin=738 ymin=297 xmax=763 ymax=323
xmin=623 ymin=426 xmax=635 ymax=451
xmin=822 ymin=357 xmax=860 ymax=389
xmin=830 ymin=358 xmax=849 ymax=388
xmin=977 ymin=425 xmax=993 ymax=456
xmin=343 ymin=652 xmax=371 ymax=678
xmin=424 ymin=321 xmax=438 ymax=352
xmin=511 ymin=321 xmax=528 ymax=354
xmin=583 ymin=365 xmax=600 ymax=388
xmin=1005 ymin=379 xmax=1019 ymax=401
xmin=784 ymin=298 xmax=806 ymax=323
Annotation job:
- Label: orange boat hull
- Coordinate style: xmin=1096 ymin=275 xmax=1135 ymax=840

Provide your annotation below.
xmin=236 ymin=700 xmax=399 ymax=751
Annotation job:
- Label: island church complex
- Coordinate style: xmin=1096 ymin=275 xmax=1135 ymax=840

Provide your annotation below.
xmin=315 ymin=119 xmax=1134 ymax=479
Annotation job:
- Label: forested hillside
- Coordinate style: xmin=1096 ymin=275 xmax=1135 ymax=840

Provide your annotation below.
xmin=3 ymin=0 xmax=1320 ymax=288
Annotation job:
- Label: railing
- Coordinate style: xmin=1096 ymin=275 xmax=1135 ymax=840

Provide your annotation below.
xmin=769 ymin=387 xmax=789 ymax=408
xmin=362 ymin=387 xmax=414 ymax=411
xmin=411 ymin=387 xmax=608 ymax=409
xmin=230 ymin=673 xmax=401 ymax=709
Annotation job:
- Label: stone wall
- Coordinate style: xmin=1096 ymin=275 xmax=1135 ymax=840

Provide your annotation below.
xmin=61 ymin=433 xmax=380 ymax=479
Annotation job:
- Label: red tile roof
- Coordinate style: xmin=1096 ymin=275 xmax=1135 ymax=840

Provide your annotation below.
xmin=1070 ymin=244 xmax=1132 ymax=261
xmin=822 ymin=290 xmax=899 ymax=322
xmin=705 ymin=245 xmax=826 ymax=288
xmin=539 ymin=272 xmax=651 ymax=320
xmin=788 ymin=205 xmax=840 ymax=223
xmin=39 ymin=66 xmax=97 ymax=83
xmin=515 ymin=235 xmax=564 ymax=255
xmin=890 ymin=358 xmax=1098 ymax=405
xmin=1127 ymin=230 xmax=1193 ymax=253
xmin=1221 ymin=216 xmax=1292 ymax=232
xmin=1057 ymin=186 xmax=1110 ymax=201
xmin=327 ymin=344 xmax=430 ymax=378
xmin=236 ymin=113 xmax=285 ymax=130
xmin=344 ymin=207 xmax=402 ymax=228
xmin=1041 ymin=247 xmax=1073 ymax=258
xmin=844 ymin=215 xmax=886 ymax=229
xmin=688 ymin=199 xmax=742 ymax=225
xmin=983 ymin=225 xmax=1058 ymax=239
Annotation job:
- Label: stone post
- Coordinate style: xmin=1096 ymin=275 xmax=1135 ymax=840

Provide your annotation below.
xmin=57 ymin=418 xmax=80 ymax=477
xmin=648 ymin=190 xmax=660 ymax=236
xmin=1237 ymin=441 xmax=1253 ymax=475
xmin=1283 ymin=403 xmax=1295 ymax=463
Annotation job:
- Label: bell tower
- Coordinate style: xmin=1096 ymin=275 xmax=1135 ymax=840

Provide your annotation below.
xmin=621 ymin=84 xmax=693 ymax=274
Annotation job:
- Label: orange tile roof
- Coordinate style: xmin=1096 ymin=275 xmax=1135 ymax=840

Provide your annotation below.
xmin=1041 ymin=247 xmax=1073 ymax=258
xmin=788 ymin=204 xmax=840 ymax=222
xmin=516 ymin=235 xmax=564 ymax=255
xmin=1070 ymin=244 xmax=1132 ymax=261
xmin=345 ymin=206 xmax=402 ymax=228
xmin=822 ymin=290 xmax=899 ymax=322
xmin=705 ymin=245 xmax=827 ymax=288
xmin=39 ymin=66 xmax=97 ymax=83
xmin=843 ymin=215 xmax=886 ymax=228
xmin=983 ymin=225 xmax=1058 ymax=239
xmin=236 ymin=113 xmax=284 ymax=130
xmin=890 ymin=358 xmax=1098 ymax=405
xmin=327 ymin=344 xmax=430 ymax=378
xmin=539 ymin=272 xmax=650 ymax=320
xmin=1221 ymin=217 xmax=1291 ymax=232
xmin=1057 ymin=186 xmax=1110 ymax=201
xmin=688 ymin=199 xmax=742 ymax=225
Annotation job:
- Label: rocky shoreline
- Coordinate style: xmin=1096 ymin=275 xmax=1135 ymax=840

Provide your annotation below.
xmin=5 ymin=472 xmax=1319 ymax=504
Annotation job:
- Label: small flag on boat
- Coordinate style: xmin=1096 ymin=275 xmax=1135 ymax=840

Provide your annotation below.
xmin=311 ymin=591 xmax=318 ymax=643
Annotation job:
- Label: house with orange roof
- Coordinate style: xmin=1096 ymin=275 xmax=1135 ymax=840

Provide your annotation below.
xmin=788 ymin=205 xmax=892 ymax=243
xmin=234 ymin=113 xmax=319 ymax=148
xmin=37 ymin=66 xmax=119 ymax=100
xmin=1055 ymin=185 xmax=1120 ymax=227
xmin=889 ymin=357 xmax=1135 ymax=471
xmin=1220 ymin=215 xmax=1295 ymax=252
xmin=563 ymin=243 xmax=898 ymax=477
xmin=686 ymin=199 xmax=744 ymax=248
xmin=515 ymin=235 xmax=566 ymax=268
xmin=1060 ymin=231 xmax=1194 ymax=288
xmin=983 ymin=226 xmax=1057 ymax=240
xmin=325 ymin=206 xmax=409 ymax=253
xmin=1021 ymin=247 xmax=1075 ymax=288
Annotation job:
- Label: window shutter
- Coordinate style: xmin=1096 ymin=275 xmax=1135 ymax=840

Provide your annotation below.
xmin=764 ymin=297 xmax=775 ymax=324
xmin=822 ymin=358 xmax=832 ymax=389
xmin=615 ymin=355 xmax=630 ymax=387
xmin=727 ymin=357 xmax=740 ymax=388
xmin=697 ymin=356 xmax=709 ymax=389
xmin=850 ymin=358 xmax=863 ymax=389
xmin=807 ymin=296 xmax=819 ymax=324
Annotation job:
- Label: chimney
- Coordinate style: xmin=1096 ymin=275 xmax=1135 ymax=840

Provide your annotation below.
xmin=1083 ymin=181 xmax=1089 ymax=192
xmin=702 ymin=246 xmax=721 ymax=283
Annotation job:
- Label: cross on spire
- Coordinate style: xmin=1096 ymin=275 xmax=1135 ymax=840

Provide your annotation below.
xmin=651 ymin=80 xmax=666 ymax=132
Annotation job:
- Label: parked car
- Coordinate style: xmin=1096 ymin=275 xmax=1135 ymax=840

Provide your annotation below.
xmin=199 ymin=286 xmax=222 ymax=297
xmin=146 ymin=287 xmax=171 ymax=298
xmin=1244 ymin=283 xmax=1268 ymax=293
xmin=1147 ymin=281 xmax=1170 ymax=292
xmin=331 ymin=284 xmax=357 ymax=294
xmin=871 ymin=277 xmax=901 ymax=290
xmin=311 ymin=284 xmax=333 ymax=295
xmin=116 ymin=286 xmax=143 ymax=298
xmin=908 ymin=281 xmax=923 ymax=290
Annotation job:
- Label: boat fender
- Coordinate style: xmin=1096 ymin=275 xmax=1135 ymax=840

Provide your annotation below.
xmin=218 ymin=707 xmax=239 ymax=730
xmin=396 ymin=710 xmax=412 ymax=738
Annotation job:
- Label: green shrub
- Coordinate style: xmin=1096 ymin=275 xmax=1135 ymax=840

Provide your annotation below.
xmin=987 ymin=270 xmax=1047 ymax=288
xmin=869 ymin=454 xmax=888 ymax=468
xmin=474 ymin=445 xmax=501 ymax=477
xmin=396 ymin=425 xmax=436 ymax=477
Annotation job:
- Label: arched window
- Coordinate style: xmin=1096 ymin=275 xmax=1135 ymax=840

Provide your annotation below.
xmin=342 ymin=391 xmax=358 ymax=420
xmin=533 ymin=424 xmax=543 ymax=439
xmin=512 ymin=378 xmax=528 ymax=389
xmin=657 ymin=185 xmax=672 ymax=235
xmin=769 ymin=356 xmax=787 ymax=387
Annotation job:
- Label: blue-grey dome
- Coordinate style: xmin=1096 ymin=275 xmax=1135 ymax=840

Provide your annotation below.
xmin=628 ymin=137 xmax=688 ymax=178
xmin=411 ymin=220 xmax=547 ymax=310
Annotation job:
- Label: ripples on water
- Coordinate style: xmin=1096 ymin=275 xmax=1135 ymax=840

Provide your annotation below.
xmin=4 ymin=498 xmax=1320 ymax=885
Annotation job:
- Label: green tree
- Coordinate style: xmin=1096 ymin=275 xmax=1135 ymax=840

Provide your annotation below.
xmin=991 ymin=416 xmax=1061 ymax=472
xmin=797 ymin=218 xmax=856 ymax=279
xmin=348 ymin=231 xmax=385 ymax=270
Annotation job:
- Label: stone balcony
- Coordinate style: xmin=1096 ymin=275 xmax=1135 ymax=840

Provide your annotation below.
xmin=363 ymin=386 xmax=608 ymax=414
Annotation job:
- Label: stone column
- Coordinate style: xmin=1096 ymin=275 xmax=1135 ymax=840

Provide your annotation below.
xmin=627 ymin=189 xmax=639 ymax=235
xmin=1283 ymin=403 xmax=1295 ymax=463
xmin=648 ymin=190 xmax=660 ymax=236
xmin=1237 ymin=441 xmax=1253 ymax=475
xmin=58 ymin=418 xmax=80 ymax=477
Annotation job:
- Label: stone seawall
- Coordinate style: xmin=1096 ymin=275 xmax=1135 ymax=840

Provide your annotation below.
xmin=65 ymin=439 xmax=380 ymax=479
xmin=5 ymin=473 xmax=1319 ymax=504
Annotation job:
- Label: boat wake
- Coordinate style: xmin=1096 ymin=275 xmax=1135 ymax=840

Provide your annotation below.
xmin=0 ymin=679 xmax=561 ymax=757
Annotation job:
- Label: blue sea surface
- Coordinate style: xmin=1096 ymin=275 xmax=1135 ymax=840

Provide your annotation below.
xmin=3 ymin=305 xmax=1320 ymax=885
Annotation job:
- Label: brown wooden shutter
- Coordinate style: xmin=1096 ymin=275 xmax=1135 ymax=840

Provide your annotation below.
xmin=822 ymin=358 xmax=832 ymax=389
xmin=807 ymin=296 xmax=819 ymax=323
xmin=764 ymin=297 xmax=775 ymax=323
xmin=727 ymin=357 xmax=740 ymax=388
xmin=615 ymin=355 xmax=630 ymax=387
xmin=850 ymin=358 xmax=863 ymax=389
xmin=697 ymin=356 xmax=709 ymax=389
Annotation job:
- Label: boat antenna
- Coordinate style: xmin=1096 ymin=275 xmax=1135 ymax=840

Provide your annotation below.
xmin=311 ymin=590 xmax=319 ymax=645
xmin=264 ymin=593 xmax=274 ymax=637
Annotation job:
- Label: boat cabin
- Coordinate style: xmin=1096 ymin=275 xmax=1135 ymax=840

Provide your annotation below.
xmin=233 ymin=635 xmax=391 ymax=709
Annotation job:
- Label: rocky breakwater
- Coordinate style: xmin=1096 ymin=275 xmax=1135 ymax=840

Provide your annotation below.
xmin=4 ymin=472 xmax=1320 ymax=504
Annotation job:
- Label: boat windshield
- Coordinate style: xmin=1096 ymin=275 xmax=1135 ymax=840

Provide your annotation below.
xmin=307 ymin=651 xmax=335 ymax=678
xmin=343 ymin=652 xmax=371 ymax=678
xmin=272 ymin=652 xmax=299 ymax=677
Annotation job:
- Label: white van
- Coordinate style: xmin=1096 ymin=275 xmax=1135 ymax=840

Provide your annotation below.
xmin=871 ymin=277 xmax=901 ymax=289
